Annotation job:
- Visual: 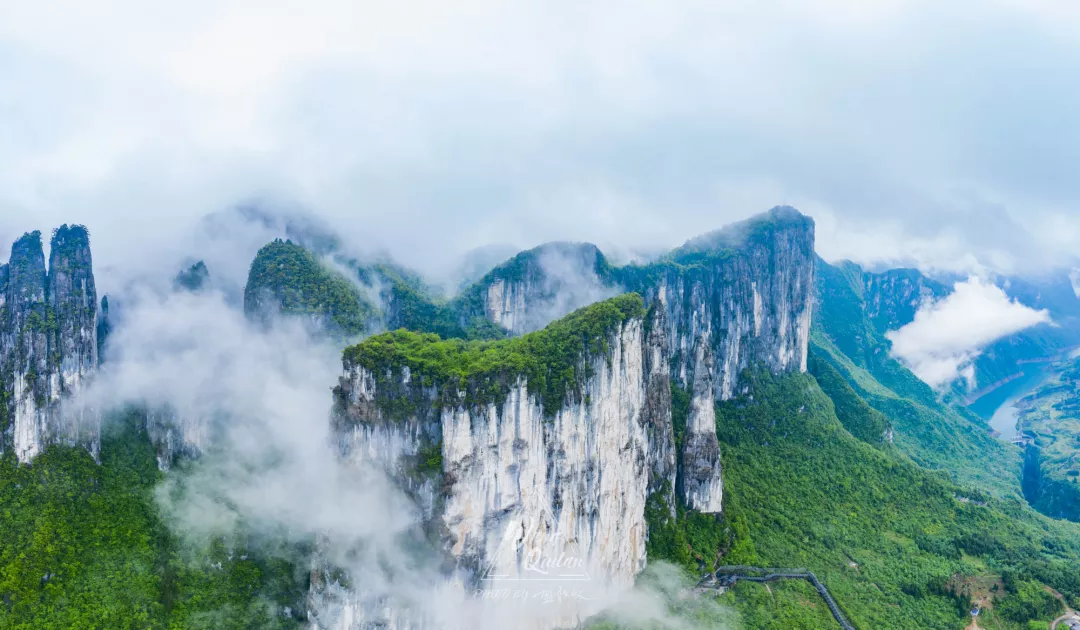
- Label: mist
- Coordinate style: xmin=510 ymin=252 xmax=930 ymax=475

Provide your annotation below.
xmin=5 ymin=1 xmax=1080 ymax=285
xmin=73 ymin=270 xmax=735 ymax=628
xmin=886 ymin=277 xmax=1052 ymax=388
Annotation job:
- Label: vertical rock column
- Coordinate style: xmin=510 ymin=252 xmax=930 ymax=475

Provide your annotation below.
xmin=47 ymin=225 xmax=100 ymax=458
xmin=680 ymin=342 xmax=724 ymax=513
xmin=2 ymin=232 xmax=50 ymax=462
xmin=0 ymin=226 xmax=99 ymax=463
xmin=642 ymin=305 xmax=677 ymax=504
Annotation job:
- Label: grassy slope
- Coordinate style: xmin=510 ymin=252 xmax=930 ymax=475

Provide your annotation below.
xmin=710 ymin=372 xmax=1080 ymax=630
xmin=814 ymin=258 xmax=1023 ymax=498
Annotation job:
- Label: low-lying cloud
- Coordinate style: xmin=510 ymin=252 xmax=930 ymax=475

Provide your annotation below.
xmin=886 ymin=277 xmax=1051 ymax=388
xmin=5 ymin=1 xmax=1080 ymax=281
xmin=78 ymin=279 xmax=731 ymax=628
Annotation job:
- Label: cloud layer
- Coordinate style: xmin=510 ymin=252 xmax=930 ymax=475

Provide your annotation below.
xmin=78 ymin=282 xmax=734 ymax=628
xmin=3 ymin=0 xmax=1080 ymax=286
xmin=886 ymin=277 xmax=1052 ymax=387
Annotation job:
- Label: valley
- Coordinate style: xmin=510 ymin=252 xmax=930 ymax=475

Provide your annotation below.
xmin=969 ymin=364 xmax=1053 ymax=441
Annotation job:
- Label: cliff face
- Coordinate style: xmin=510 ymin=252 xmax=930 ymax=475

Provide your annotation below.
xmin=145 ymin=407 xmax=211 ymax=471
xmin=633 ymin=206 xmax=815 ymax=399
xmin=861 ymin=267 xmax=948 ymax=334
xmin=311 ymin=210 xmax=818 ymax=627
xmin=456 ymin=207 xmax=816 ymax=403
xmin=315 ymin=296 xmax=675 ymax=629
xmin=627 ymin=207 xmax=814 ymax=509
xmin=0 ymin=226 xmax=99 ymax=463
xmin=455 ymin=242 xmax=620 ymax=336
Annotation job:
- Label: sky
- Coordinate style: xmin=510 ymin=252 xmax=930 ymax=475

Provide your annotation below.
xmin=3 ymin=0 xmax=1080 ymax=288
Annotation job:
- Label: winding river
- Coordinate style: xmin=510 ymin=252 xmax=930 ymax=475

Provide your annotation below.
xmin=968 ymin=364 xmax=1053 ymax=441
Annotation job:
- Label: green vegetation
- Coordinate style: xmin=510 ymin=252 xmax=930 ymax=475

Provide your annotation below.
xmin=242 ymin=239 xmax=506 ymax=341
xmin=0 ymin=412 xmax=304 ymax=629
xmin=1008 ymin=357 xmax=1080 ymax=522
xmin=8 ymin=231 xmax=45 ymax=280
xmin=814 ymin=258 xmax=1023 ymax=498
xmin=807 ymin=350 xmax=891 ymax=445
xmin=664 ymin=206 xmax=812 ymax=263
xmin=378 ymin=263 xmax=505 ymax=341
xmin=995 ymin=579 xmax=1063 ymax=624
xmin=164 ymin=529 xmax=304 ymax=630
xmin=244 ymin=239 xmax=375 ymax=336
xmin=48 ymin=225 xmax=92 ymax=270
xmin=342 ymin=293 xmax=646 ymax=414
xmin=687 ymin=371 xmax=1080 ymax=629
xmin=721 ymin=580 xmax=846 ymax=629
xmin=644 ymin=483 xmax=739 ymax=575
xmin=0 ymin=417 xmax=164 ymax=628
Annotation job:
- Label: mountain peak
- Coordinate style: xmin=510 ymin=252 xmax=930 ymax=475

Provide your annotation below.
xmin=670 ymin=205 xmax=814 ymax=260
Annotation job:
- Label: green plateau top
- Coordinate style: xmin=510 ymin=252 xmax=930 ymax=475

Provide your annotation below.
xmin=343 ymin=293 xmax=647 ymax=413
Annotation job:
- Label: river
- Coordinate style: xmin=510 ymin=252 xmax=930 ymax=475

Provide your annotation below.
xmin=968 ymin=364 xmax=1053 ymax=441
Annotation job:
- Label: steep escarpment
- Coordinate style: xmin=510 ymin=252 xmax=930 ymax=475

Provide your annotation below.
xmin=454 ymin=208 xmax=818 ymax=403
xmin=861 ymin=267 xmax=948 ymax=333
xmin=622 ymin=206 xmax=815 ymax=400
xmin=316 ymin=295 xmax=677 ymax=628
xmin=0 ymin=226 xmax=99 ymax=463
xmin=617 ymin=208 xmax=815 ymax=509
xmin=451 ymin=241 xmax=619 ymax=336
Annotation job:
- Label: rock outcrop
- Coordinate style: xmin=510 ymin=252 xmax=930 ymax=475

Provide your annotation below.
xmin=312 ymin=208 xmax=818 ymax=628
xmin=0 ymin=226 xmax=99 ymax=463
xmin=314 ymin=295 xmax=674 ymax=629
xmin=629 ymin=206 xmax=815 ymax=398
xmin=861 ymin=267 xmax=948 ymax=333
xmin=454 ymin=242 xmax=620 ymax=336
xmin=628 ymin=206 xmax=815 ymax=509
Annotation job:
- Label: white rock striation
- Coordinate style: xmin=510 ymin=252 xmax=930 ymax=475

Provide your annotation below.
xmin=315 ymin=306 xmax=675 ymax=629
xmin=0 ymin=226 xmax=100 ymax=463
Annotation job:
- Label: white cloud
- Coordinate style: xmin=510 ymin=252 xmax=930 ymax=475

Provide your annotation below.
xmin=77 ymin=284 xmax=735 ymax=628
xmin=3 ymin=1 xmax=1080 ymax=285
xmin=886 ymin=277 xmax=1052 ymax=387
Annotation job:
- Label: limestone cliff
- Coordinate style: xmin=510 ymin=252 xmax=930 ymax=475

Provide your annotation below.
xmin=310 ymin=210 xmax=819 ymax=627
xmin=624 ymin=206 xmax=815 ymax=509
xmin=452 ymin=242 xmax=620 ymax=336
xmin=0 ymin=226 xmax=99 ymax=462
xmin=861 ymin=267 xmax=948 ymax=334
xmin=313 ymin=295 xmax=675 ymax=629
xmin=455 ymin=207 xmax=815 ymax=395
